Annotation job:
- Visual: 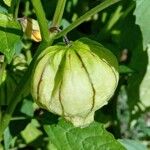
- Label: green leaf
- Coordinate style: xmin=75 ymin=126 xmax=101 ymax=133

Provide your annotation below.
xmin=9 ymin=119 xmax=30 ymax=137
xmin=4 ymin=127 xmax=13 ymax=150
xmin=139 ymin=45 xmax=150 ymax=107
xmin=119 ymin=65 xmax=134 ymax=74
xmin=0 ymin=13 xmax=22 ymax=63
xmin=0 ymin=5 xmax=8 ymax=13
xmin=3 ymin=0 xmax=12 ymax=7
xmin=21 ymin=119 xmax=42 ymax=144
xmin=61 ymin=19 xmax=70 ymax=29
xmin=44 ymin=119 xmax=126 ymax=150
xmin=118 ymin=9 xmax=148 ymax=111
xmin=118 ymin=139 xmax=147 ymax=150
xmin=134 ymin=0 xmax=150 ymax=50
xmin=20 ymin=99 xmax=34 ymax=117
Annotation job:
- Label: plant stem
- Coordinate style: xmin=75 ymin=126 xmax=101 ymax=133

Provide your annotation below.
xmin=0 ymin=59 xmax=6 ymax=130
xmin=31 ymin=0 xmax=50 ymax=42
xmin=26 ymin=49 xmax=32 ymax=64
xmin=105 ymin=5 xmax=123 ymax=31
xmin=120 ymin=1 xmax=135 ymax=20
xmin=0 ymin=60 xmax=6 ymax=85
xmin=24 ymin=0 xmax=31 ymax=16
xmin=0 ymin=42 xmax=52 ymax=141
xmin=51 ymin=0 xmax=67 ymax=27
xmin=0 ymin=0 xmax=55 ymax=141
xmin=0 ymin=63 xmax=28 ymax=141
xmin=55 ymin=0 xmax=121 ymax=39
xmin=14 ymin=0 xmax=20 ymax=20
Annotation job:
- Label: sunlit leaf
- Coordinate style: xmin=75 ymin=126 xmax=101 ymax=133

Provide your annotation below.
xmin=118 ymin=139 xmax=147 ymax=150
xmin=134 ymin=0 xmax=150 ymax=50
xmin=139 ymin=45 xmax=150 ymax=107
xmin=21 ymin=119 xmax=42 ymax=144
xmin=0 ymin=13 xmax=22 ymax=63
xmin=3 ymin=0 xmax=12 ymax=7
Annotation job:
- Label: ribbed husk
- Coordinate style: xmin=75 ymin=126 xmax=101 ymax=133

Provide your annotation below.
xmin=31 ymin=38 xmax=119 ymax=127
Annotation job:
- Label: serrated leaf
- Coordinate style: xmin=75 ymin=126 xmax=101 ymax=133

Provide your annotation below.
xmin=0 ymin=13 xmax=22 ymax=63
xmin=118 ymin=139 xmax=147 ymax=150
xmin=134 ymin=0 xmax=150 ymax=49
xmin=44 ymin=119 xmax=126 ymax=150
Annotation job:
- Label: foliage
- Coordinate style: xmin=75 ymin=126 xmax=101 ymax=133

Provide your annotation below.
xmin=0 ymin=0 xmax=150 ymax=149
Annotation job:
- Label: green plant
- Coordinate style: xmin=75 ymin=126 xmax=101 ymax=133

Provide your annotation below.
xmin=0 ymin=0 xmax=149 ymax=149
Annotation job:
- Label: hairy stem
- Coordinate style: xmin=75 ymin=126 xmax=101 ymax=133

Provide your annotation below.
xmin=55 ymin=0 xmax=121 ymax=39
